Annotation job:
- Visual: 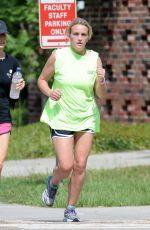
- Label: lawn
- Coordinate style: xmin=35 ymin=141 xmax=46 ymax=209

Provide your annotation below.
xmin=0 ymin=166 xmax=150 ymax=207
xmin=7 ymin=121 xmax=150 ymax=160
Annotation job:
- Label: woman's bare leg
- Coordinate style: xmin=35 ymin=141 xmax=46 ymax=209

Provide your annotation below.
xmin=67 ymin=132 xmax=94 ymax=205
xmin=0 ymin=133 xmax=10 ymax=176
xmin=52 ymin=137 xmax=74 ymax=185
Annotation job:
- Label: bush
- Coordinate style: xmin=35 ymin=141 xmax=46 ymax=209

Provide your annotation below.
xmin=7 ymin=121 xmax=150 ymax=160
xmin=11 ymin=101 xmax=28 ymax=127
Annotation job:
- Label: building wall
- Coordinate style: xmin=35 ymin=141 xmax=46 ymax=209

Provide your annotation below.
xmin=28 ymin=0 xmax=150 ymax=123
xmin=79 ymin=0 xmax=150 ymax=122
xmin=28 ymin=79 xmax=42 ymax=123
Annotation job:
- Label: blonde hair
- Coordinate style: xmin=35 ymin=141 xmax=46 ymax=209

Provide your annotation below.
xmin=67 ymin=17 xmax=93 ymax=40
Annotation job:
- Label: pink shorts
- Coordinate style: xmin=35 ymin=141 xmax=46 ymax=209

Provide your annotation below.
xmin=0 ymin=123 xmax=12 ymax=135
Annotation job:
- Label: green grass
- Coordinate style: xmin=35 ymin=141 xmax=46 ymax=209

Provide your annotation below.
xmin=93 ymin=121 xmax=150 ymax=152
xmin=0 ymin=166 xmax=150 ymax=207
xmin=7 ymin=121 xmax=150 ymax=160
xmin=8 ymin=122 xmax=54 ymax=160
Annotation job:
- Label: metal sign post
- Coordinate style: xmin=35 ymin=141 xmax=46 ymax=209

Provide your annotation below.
xmin=39 ymin=0 xmax=77 ymax=49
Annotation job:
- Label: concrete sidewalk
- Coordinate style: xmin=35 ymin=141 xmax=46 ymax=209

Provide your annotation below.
xmin=0 ymin=204 xmax=150 ymax=230
xmin=2 ymin=149 xmax=150 ymax=177
xmin=1 ymin=150 xmax=150 ymax=229
xmin=1 ymin=204 xmax=149 ymax=222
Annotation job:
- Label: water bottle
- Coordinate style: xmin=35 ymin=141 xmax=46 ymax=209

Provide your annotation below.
xmin=9 ymin=67 xmax=23 ymax=99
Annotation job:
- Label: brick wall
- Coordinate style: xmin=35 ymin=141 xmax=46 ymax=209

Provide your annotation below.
xmin=28 ymin=0 xmax=150 ymax=123
xmin=79 ymin=0 xmax=150 ymax=122
xmin=28 ymin=79 xmax=42 ymax=123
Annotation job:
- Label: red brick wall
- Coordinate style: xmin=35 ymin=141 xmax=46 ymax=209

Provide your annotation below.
xmin=79 ymin=0 xmax=150 ymax=122
xmin=28 ymin=0 xmax=150 ymax=123
xmin=28 ymin=80 xmax=42 ymax=123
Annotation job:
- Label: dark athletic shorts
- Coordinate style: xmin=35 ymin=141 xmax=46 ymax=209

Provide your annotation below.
xmin=50 ymin=128 xmax=94 ymax=138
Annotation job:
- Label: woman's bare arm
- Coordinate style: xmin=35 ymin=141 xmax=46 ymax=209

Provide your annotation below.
xmin=94 ymin=56 xmax=106 ymax=102
xmin=37 ymin=52 xmax=61 ymax=101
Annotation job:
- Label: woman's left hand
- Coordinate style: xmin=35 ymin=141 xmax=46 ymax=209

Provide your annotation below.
xmin=16 ymin=79 xmax=25 ymax=90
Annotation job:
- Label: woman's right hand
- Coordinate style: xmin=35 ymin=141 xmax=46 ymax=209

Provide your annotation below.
xmin=49 ymin=88 xmax=62 ymax=101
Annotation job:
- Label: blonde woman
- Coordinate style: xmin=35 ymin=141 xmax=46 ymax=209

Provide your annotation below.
xmin=38 ymin=17 xmax=106 ymax=222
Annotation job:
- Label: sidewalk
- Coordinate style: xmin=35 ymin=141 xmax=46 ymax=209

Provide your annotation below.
xmin=2 ymin=149 xmax=150 ymax=177
xmin=0 ymin=204 xmax=150 ymax=229
xmin=1 ymin=150 xmax=150 ymax=229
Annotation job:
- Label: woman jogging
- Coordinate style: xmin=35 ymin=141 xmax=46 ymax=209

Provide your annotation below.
xmin=38 ymin=17 xmax=106 ymax=222
xmin=0 ymin=20 xmax=25 ymax=176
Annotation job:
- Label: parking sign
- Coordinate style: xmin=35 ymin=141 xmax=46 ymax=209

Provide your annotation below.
xmin=39 ymin=0 xmax=77 ymax=49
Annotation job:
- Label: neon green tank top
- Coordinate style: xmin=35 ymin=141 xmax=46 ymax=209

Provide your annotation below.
xmin=40 ymin=47 xmax=100 ymax=132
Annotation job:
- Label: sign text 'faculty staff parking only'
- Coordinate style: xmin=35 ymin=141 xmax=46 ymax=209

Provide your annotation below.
xmin=39 ymin=0 xmax=77 ymax=49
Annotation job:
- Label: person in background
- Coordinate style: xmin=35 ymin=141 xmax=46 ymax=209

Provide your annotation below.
xmin=38 ymin=17 xmax=106 ymax=222
xmin=0 ymin=20 xmax=25 ymax=176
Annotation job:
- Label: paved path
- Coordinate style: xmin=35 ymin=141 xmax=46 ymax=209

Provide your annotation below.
xmin=1 ymin=150 xmax=150 ymax=229
xmin=0 ymin=204 xmax=150 ymax=230
xmin=2 ymin=150 xmax=150 ymax=177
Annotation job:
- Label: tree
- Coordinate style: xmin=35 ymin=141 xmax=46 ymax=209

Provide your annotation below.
xmin=0 ymin=0 xmax=50 ymax=82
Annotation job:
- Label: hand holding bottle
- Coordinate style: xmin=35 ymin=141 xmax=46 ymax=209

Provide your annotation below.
xmin=9 ymin=67 xmax=25 ymax=99
xmin=16 ymin=78 xmax=25 ymax=90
